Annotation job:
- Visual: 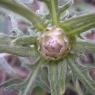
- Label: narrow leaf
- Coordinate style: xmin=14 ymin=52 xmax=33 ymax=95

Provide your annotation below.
xmin=12 ymin=35 xmax=37 ymax=46
xmin=22 ymin=58 xmax=42 ymax=95
xmin=0 ymin=0 xmax=46 ymax=31
xmin=0 ymin=78 xmax=22 ymax=88
xmin=48 ymin=60 xmax=67 ymax=95
xmin=67 ymin=57 xmax=95 ymax=94
xmin=0 ymin=45 xmax=35 ymax=56
xmin=60 ymin=14 xmax=95 ymax=35
xmin=59 ymin=0 xmax=73 ymax=15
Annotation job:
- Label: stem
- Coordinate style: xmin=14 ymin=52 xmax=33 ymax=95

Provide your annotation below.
xmin=50 ymin=0 xmax=58 ymax=25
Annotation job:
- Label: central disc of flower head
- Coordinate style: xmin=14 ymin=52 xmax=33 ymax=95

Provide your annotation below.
xmin=38 ymin=26 xmax=69 ymax=60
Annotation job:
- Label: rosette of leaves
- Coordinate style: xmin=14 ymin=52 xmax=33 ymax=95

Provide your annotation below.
xmin=0 ymin=0 xmax=95 ymax=95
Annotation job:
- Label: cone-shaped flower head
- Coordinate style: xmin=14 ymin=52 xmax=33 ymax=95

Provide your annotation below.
xmin=38 ymin=26 xmax=70 ymax=60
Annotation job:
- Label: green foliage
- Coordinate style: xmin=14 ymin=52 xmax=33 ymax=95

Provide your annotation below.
xmin=67 ymin=56 xmax=95 ymax=94
xmin=60 ymin=14 xmax=95 ymax=35
xmin=0 ymin=0 xmax=95 ymax=95
xmin=48 ymin=60 xmax=67 ymax=95
xmin=0 ymin=0 xmax=46 ymax=31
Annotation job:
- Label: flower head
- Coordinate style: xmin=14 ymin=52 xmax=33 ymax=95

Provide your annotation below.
xmin=38 ymin=26 xmax=69 ymax=60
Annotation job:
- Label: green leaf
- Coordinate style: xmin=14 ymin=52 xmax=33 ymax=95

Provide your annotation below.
xmin=0 ymin=45 xmax=35 ymax=56
xmin=27 ymin=58 xmax=50 ymax=93
xmin=48 ymin=60 xmax=67 ymax=95
xmin=73 ymin=40 xmax=95 ymax=54
xmin=0 ymin=0 xmax=46 ymax=31
xmin=67 ymin=57 xmax=95 ymax=94
xmin=59 ymin=0 xmax=73 ymax=15
xmin=13 ymin=58 xmax=46 ymax=93
xmin=12 ymin=35 xmax=37 ymax=46
xmin=0 ymin=78 xmax=22 ymax=88
xmin=60 ymin=14 xmax=95 ymax=35
xmin=22 ymin=58 xmax=42 ymax=95
xmin=62 ymin=14 xmax=95 ymax=24
xmin=35 ymin=67 xmax=50 ymax=93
